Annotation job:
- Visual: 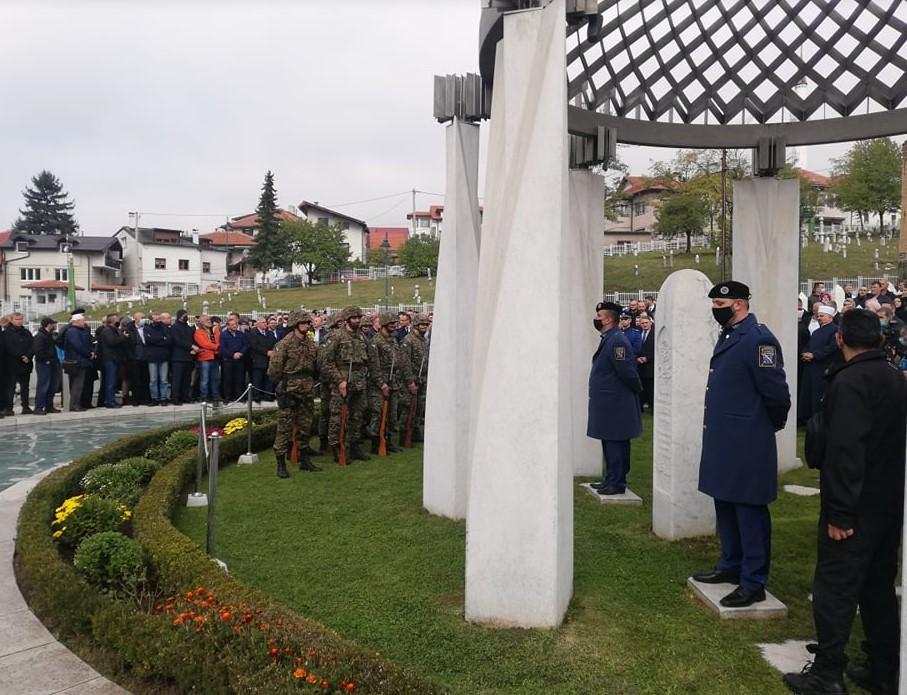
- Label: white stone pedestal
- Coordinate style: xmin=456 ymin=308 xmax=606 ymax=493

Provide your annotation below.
xmin=688 ymin=578 xmax=788 ymax=620
xmin=652 ymin=270 xmax=719 ymax=540
xmin=465 ymin=0 xmax=573 ymax=628
xmin=568 ymin=170 xmax=605 ymax=477
xmin=237 ymin=453 xmax=258 ymax=465
xmin=580 ymin=483 xmax=642 ymax=506
xmin=783 ymin=484 xmax=820 ymax=497
xmin=186 ymin=492 xmax=207 ymax=507
xmin=732 ymin=178 xmax=801 ymax=473
xmin=423 ymin=117 xmax=481 ymax=521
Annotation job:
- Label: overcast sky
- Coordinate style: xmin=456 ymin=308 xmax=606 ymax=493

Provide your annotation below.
xmin=0 ymin=1 xmax=893 ymax=236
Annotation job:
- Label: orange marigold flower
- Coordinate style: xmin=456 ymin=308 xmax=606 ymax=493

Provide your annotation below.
xmin=283 ymin=647 xmax=292 ymax=655
xmin=307 ymin=648 xmax=317 ymax=659
xmin=306 ymin=674 xmax=318 ymax=684
xmin=320 ymin=679 xmax=330 ymax=689
xmin=269 ymin=648 xmax=279 ymax=658
xmin=186 ymin=591 xmax=195 ymax=600
xmin=195 ymin=626 xmax=204 ymax=634
xmin=343 ymin=682 xmax=357 ymax=693
xmin=195 ymin=587 xmax=206 ymax=596
xmin=232 ymin=626 xmax=241 ymax=634
xmin=220 ymin=611 xmax=232 ymax=622
xmin=172 ymin=617 xmax=183 ymax=626
xmin=294 ymin=668 xmax=307 ymax=679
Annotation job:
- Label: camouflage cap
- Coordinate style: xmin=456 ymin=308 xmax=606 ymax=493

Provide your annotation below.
xmin=378 ymin=312 xmax=397 ymax=326
xmin=328 ymin=312 xmax=342 ymax=328
xmin=340 ymin=305 xmax=363 ymax=322
xmin=288 ymin=310 xmax=312 ymax=328
xmin=414 ymin=313 xmax=430 ymax=326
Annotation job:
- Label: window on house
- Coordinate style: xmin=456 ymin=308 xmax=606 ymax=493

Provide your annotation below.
xmin=48 ymin=293 xmax=57 ymax=303
xmin=202 ymin=262 xmax=211 ymax=273
xmin=341 ymin=221 xmax=350 ymax=230
xmin=418 ymin=218 xmax=430 ymax=228
xmin=179 ymin=259 xmax=189 ymax=271
xmin=20 ymin=268 xmax=41 ymax=281
xmin=634 ymin=202 xmax=646 ymax=216
xmin=317 ymin=217 xmax=329 ymax=226
xmin=36 ymin=294 xmax=46 ymax=304
xmin=155 ymin=258 xmax=166 ymax=270
xmin=54 ymin=268 xmax=68 ymax=282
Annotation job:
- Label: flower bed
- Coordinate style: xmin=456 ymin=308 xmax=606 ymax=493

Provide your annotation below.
xmin=15 ymin=414 xmax=436 ymax=694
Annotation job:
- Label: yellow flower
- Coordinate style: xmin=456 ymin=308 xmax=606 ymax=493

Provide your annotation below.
xmin=52 ymin=530 xmax=63 ymax=539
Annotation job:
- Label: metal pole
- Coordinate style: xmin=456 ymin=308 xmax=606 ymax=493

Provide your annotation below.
xmin=187 ymin=403 xmax=209 ymax=506
xmin=720 ymin=148 xmax=728 ymax=281
xmin=206 ymin=433 xmax=220 ymax=557
xmin=238 ymin=383 xmax=258 ymax=464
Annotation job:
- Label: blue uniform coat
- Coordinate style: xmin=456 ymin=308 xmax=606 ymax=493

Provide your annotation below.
xmin=622 ymin=327 xmax=642 ymax=355
xmin=797 ymin=321 xmax=840 ymax=421
xmin=699 ymin=314 xmax=791 ymax=505
xmin=587 ymin=327 xmax=643 ymax=441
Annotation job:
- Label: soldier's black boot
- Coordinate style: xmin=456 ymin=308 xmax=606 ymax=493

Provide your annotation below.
xmin=846 ymin=662 xmax=897 ymax=694
xmin=370 ymin=436 xmax=381 ymax=454
xmin=351 ymin=442 xmax=370 ymax=461
xmin=783 ymin=660 xmax=848 ymax=694
xmin=276 ymin=454 xmax=290 ymax=479
xmin=299 ymin=451 xmax=322 ymax=472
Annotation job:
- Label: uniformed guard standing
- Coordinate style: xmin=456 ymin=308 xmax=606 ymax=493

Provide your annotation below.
xmin=400 ymin=313 xmax=430 ymax=444
xmin=693 ymin=281 xmax=791 ymax=608
xmin=268 ymin=311 xmax=320 ymax=478
xmin=321 ymin=306 xmax=371 ymax=462
xmin=367 ymin=312 xmax=417 ymax=454
xmin=315 ymin=312 xmax=342 ymax=456
xmin=587 ymin=301 xmax=643 ymax=495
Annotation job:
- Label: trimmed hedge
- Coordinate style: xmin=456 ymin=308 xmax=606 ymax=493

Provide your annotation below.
xmin=16 ymin=415 xmax=439 ymax=694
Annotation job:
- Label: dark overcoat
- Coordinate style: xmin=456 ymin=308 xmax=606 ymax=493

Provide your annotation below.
xmin=797 ymin=321 xmax=840 ymax=421
xmin=587 ymin=327 xmax=642 ymax=441
xmin=699 ymin=314 xmax=791 ymax=505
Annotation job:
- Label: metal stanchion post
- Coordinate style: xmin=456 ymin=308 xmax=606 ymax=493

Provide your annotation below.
xmin=206 ymin=433 xmax=220 ymax=557
xmin=186 ymin=402 xmax=208 ymax=507
xmin=238 ymin=383 xmax=258 ymax=464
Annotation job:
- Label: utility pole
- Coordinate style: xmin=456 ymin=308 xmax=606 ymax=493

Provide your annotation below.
xmin=412 ymin=188 xmax=417 ymax=236
xmin=899 ymin=141 xmax=907 ymax=282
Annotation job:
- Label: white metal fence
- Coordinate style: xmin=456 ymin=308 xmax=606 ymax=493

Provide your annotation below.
xmin=602 ymin=236 xmax=711 ymax=257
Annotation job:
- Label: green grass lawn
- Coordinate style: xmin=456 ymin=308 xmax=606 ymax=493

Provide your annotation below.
xmin=604 ymin=236 xmax=901 ymax=293
xmin=172 ymin=419 xmax=868 ymax=695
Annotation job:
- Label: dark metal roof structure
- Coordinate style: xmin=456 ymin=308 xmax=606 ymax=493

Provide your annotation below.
xmin=479 ymin=0 xmax=907 ymax=150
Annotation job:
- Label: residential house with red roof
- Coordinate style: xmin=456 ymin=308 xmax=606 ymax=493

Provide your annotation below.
xmin=298 ymin=201 xmax=369 ymax=262
xmin=368 ymin=227 xmax=409 ymax=258
xmin=603 ymin=176 xmax=680 ymax=245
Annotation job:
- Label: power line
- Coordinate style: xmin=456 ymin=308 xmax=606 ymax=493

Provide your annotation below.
xmin=136 ymin=211 xmax=233 ymax=218
xmin=324 ymin=191 xmax=410 ymax=208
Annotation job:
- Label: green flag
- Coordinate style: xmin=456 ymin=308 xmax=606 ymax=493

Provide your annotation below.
xmin=67 ymin=256 xmax=76 ymax=312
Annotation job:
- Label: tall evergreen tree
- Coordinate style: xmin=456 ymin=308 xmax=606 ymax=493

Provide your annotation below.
xmin=13 ymin=170 xmax=79 ymax=235
xmin=246 ymin=171 xmax=286 ymax=272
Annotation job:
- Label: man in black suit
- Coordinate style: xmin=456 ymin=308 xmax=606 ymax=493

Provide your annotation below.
xmin=636 ymin=314 xmax=655 ymax=412
xmin=248 ymin=317 xmax=277 ymax=403
xmin=394 ymin=312 xmax=412 ymax=344
xmin=170 ymin=309 xmax=197 ymax=405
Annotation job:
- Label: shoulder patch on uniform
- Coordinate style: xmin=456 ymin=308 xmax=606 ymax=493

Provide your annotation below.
xmin=758 ymin=344 xmax=777 ymax=368
xmin=614 ymin=346 xmax=626 ymax=361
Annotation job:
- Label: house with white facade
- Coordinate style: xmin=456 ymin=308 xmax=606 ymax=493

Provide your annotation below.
xmin=0 ymin=231 xmax=125 ymax=315
xmin=298 ymin=201 xmax=369 ymax=262
xmin=406 ymin=205 xmax=444 ymax=239
xmin=114 ymin=227 xmax=228 ymax=298
xmin=603 ymin=176 xmax=680 ymax=245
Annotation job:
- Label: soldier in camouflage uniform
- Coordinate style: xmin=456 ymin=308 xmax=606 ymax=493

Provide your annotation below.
xmin=400 ymin=313 xmax=430 ymax=444
xmin=268 ymin=311 xmax=320 ymax=477
xmin=366 ymin=312 xmax=417 ymax=454
xmin=315 ymin=312 xmax=342 ymax=455
xmin=321 ymin=305 xmax=371 ymax=462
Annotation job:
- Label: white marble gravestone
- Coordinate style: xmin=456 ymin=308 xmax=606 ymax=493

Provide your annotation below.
xmin=833 ymin=285 xmax=846 ymax=310
xmin=652 ymin=269 xmax=719 ymax=539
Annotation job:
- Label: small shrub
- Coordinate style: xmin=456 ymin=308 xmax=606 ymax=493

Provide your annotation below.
xmin=74 ymin=531 xmax=146 ymax=594
xmin=81 ymin=463 xmax=144 ymax=506
xmin=53 ymin=495 xmax=131 ymax=550
xmin=145 ymin=430 xmax=198 ymax=463
xmin=118 ymin=457 xmax=161 ymax=485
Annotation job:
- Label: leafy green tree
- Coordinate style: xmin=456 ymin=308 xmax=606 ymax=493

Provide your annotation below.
xmin=366 ymin=247 xmax=390 ymax=267
xmin=653 ymin=191 xmax=708 ymax=252
xmin=832 ymin=138 xmax=902 ymax=233
xmin=246 ymin=171 xmax=287 ymax=273
xmin=777 ymin=166 xmax=822 ymax=221
xmin=283 ymin=219 xmax=350 ymax=285
xmin=398 ymin=234 xmax=439 ymax=277
xmin=13 ymin=170 xmax=79 ymax=235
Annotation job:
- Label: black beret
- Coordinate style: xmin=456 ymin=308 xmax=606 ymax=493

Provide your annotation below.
xmin=596 ymin=301 xmax=623 ymax=314
xmin=40 ymin=317 xmax=57 ymax=328
xmin=708 ymin=281 xmax=751 ymax=300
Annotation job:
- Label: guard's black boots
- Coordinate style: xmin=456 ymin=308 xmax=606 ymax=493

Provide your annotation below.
xmin=846 ymin=662 xmax=897 ymax=694
xmin=351 ymin=443 xmax=370 ymax=461
xmin=371 ymin=437 xmax=381 ymax=454
xmin=783 ymin=661 xmax=848 ymax=695
xmin=299 ymin=452 xmax=322 ymax=472
xmin=276 ymin=454 xmax=290 ymax=479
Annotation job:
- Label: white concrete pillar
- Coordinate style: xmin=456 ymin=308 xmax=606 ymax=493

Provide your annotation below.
xmin=423 ymin=118 xmax=481 ymax=520
xmin=652 ymin=269 xmax=719 ymax=539
xmin=465 ymin=0 xmax=573 ymax=628
xmin=732 ymin=178 xmax=800 ymax=473
xmin=568 ymin=170 xmax=605 ymax=477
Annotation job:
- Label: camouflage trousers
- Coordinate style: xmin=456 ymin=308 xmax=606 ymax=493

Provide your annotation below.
xmin=327 ymin=388 xmax=367 ymax=447
xmin=397 ymin=387 xmax=426 ymax=441
xmin=272 ymin=395 xmax=314 ymax=456
xmin=366 ymin=389 xmax=400 ymax=439
xmin=317 ymin=381 xmax=332 ymax=443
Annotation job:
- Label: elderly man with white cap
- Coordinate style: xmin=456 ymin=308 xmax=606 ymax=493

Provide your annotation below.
xmin=797 ymin=303 xmax=841 ymax=423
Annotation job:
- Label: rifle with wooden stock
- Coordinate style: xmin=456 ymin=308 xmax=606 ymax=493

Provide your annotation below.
xmin=378 ymin=354 xmax=395 ymax=457
xmin=337 ymin=358 xmax=353 ymax=466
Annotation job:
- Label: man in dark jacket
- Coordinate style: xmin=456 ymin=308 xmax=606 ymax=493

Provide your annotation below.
xmin=64 ymin=314 xmax=94 ymax=412
xmin=170 ymin=309 xmax=196 ymax=405
xmin=32 ymin=317 xmax=59 ymax=415
xmin=219 ymin=316 xmax=249 ymax=402
xmin=784 ymin=309 xmax=906 ymax=695
xmin=635 ymin=314 xmax=655 ymax=411
xmin=797 ymin=304 xmax=840 ymax=423
xmin=143 ymin=312 xmax=172 ymax=405
xmin=248 ymin=317 xmax=277 ymax=403
xmin=587 ymin=301 xmax=642 ymax=495
xmin=97 ymin=314 xmax=128 ymax=408
xmin=693 ymin=281 xmax=791 ymax=608
xmin=122 ymin=312 xmax=150 ymax=406
xmin=3 ymin=312 xmax=34 ymax=414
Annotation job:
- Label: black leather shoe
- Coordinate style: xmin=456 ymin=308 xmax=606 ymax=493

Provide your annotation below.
xmin=590 ymin=481 xmax=608 ymax=490
xmin=276 ymin=455 xmax=290 ymax=479
xmin=719 ymin=585 xmax=766 ymax=608
xmin=783 ymin=662 xmax=847 ymax=694
xmin=692 ymin=569 xmax=741 ymax=584
xmin=845 ymin=663 xmax=896 ymax=694
xmin=596 ymin=485 xmax=624 ymax=495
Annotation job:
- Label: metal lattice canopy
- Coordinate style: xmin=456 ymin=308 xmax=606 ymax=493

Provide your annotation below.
xmin=480 ymin=0 xmax=907 ymax=151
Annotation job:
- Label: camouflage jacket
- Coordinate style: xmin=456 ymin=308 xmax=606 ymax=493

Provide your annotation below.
xmin=368 ymin=332 xmax=413 ymax=391
xmin=267 ymin=330 xmax=318 ymax=395
xmin=401 ymin=332 xmax=429 ymax=385
xmin=321 ymin=328 xmax=370 ymax=392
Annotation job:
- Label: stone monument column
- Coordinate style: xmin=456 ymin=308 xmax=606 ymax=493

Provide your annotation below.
xmin=423 ymin=113 xmax=482 ymax=520
xmin=652 ymin=269 xmax=719 ymax=539
xmin=732 ymin=178 xmax=800 ymax=473
xmin=568 ymin=169 xmax=605 ymax=476
xmin=465 ymin=0 xmax=573 ymax=628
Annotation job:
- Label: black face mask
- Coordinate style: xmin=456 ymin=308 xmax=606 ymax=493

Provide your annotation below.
xmin=711 ymin=306 xmax=735 ymax=326
xmin=593 ymin=319 xmax=603 ymax=331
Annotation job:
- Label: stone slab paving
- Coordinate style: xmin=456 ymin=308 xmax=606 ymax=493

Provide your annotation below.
xmin=580 ymin=483 xmax=643 ymax=506
xmin=687 ymin=578 xmax=788 ymax=620
xmin=0 ymin=468 xmax=129 ymax=694
xmin=758 ymin=640 xmax=813 ymax=675
xmin=783 ymin=484 xmax=821 ymax=497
